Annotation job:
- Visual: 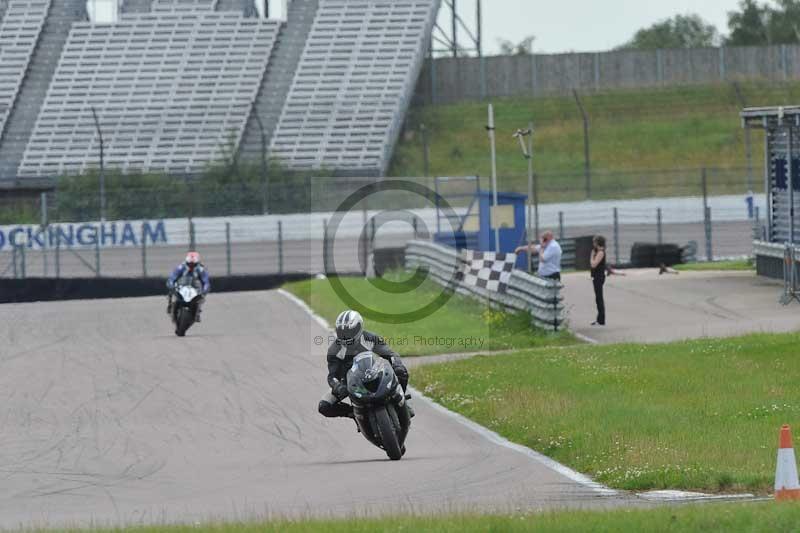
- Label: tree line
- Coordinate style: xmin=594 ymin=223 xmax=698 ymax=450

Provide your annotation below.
xmin=623 ymin=0 xmax=800 ymax=50
xmin=498 ymin=1 xmax=800 ymax=54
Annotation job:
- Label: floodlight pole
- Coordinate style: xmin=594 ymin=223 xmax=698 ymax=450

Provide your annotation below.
xmin=514 ymin=124 xmax=537 ymax=271
xmin=487 ymin=104 xmax=499 ymax=252
xmin=90 ymin=106 xmax=106 ymax=222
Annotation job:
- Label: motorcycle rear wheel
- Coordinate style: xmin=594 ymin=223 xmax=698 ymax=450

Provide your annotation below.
xmin=375 ymin=406 xmax=403 ymax=460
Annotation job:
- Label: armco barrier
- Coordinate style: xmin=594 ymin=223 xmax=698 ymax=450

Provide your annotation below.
xmin=0 ymin=274 xmax=313 ymax=304
xmin=405 ymin=240 xmax=564 ymax=331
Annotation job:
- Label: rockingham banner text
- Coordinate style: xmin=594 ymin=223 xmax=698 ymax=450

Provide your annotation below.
xmin=0 ymin=221 xmax=168 ymax=251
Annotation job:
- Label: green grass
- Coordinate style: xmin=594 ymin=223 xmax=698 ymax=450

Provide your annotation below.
xmin=44 ymin=502 xmax=800 ymax=532
xmin=390 ymin=81 xmax=800 ymax=201
xmin=675 ymin=260 xmax=755 ymax=271
xmin=284 ymin=274 xmax=575 ymax=356
xmin=413 ymin=333 xmax=800 ymax=494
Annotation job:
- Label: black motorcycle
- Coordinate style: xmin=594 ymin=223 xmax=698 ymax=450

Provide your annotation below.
xmin=346 ymin=352 xmax=411 ymax=460
xmin=169 ymin=282 xmax=202 ymax=337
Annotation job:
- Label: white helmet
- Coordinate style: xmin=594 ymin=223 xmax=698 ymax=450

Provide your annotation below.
xmin=335 ymin=310 xmax=363 ymax=345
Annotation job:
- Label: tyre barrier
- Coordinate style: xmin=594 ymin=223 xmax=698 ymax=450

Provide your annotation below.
xmin=629 ymin=242 xmax=686 ymax=268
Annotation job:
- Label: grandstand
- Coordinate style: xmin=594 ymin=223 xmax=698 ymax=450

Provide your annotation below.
xmin=262 ymin=0 xmax=439 ymax=176
xmin=0 ymin=0 xmax=85 ymax=185
xmin=0 ymin=0 xmax=439 ymax=186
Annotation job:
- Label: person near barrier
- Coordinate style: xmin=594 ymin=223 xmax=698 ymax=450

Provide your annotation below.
xmin=590 ymin=235 xmax=607 ymax=326
xmin=166 ymin=251 xmax=210 ymax=321
xmin=515 ymin=230 xmax=563 ymax=281
xmin=319 ymin=310 xmax=413 ymax=420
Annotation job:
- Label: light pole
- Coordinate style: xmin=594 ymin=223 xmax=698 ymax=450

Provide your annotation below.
xmin=514 ymin=123 xmax=537 ymax=271
xmin=487 ymin=104 xmax=499 ymax=252
xmin=90 ymin=106 xmax=106 ymax=221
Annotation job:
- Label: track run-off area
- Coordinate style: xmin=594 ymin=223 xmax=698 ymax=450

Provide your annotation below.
xmin=0 ymin=290 xmax=640 ymax=529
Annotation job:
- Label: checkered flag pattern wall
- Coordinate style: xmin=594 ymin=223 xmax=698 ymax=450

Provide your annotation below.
xmin=456 ymin=251 xmax=517 ymax=293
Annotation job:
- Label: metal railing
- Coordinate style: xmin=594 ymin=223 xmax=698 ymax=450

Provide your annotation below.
xmin=405 ymin=240 xmax=564 ymax=331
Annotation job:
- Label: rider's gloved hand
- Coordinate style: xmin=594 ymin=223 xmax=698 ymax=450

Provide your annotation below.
xmin=391 ymin=357 xmax=409 ymax=390
xmin=333 ymin=382 xmax=348 ymax=400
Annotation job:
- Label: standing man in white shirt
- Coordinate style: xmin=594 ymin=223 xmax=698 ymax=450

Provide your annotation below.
xmin=515 ymin=230 xmax=563 ymax=281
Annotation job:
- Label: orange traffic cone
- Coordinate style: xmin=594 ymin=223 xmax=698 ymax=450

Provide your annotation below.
xmin=775 ymin=425 xmax=800 ymax=500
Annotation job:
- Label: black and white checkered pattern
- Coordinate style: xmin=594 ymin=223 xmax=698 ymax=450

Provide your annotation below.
xmin=456 ymin=250 xmax=516 ymax=293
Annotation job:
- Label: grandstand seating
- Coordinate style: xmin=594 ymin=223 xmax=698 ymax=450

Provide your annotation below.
xmin=151 ymin=0 xmax=218 ymax=12
xmin=268 ymin=0 xmax=439 ymax=176
xmin=17 ymin=11 xmax=280 ymax=177
xmin=238 ymin=0 xmax=319 ymax=162
xmin=0 ymin=1 xmax=51 ymax=141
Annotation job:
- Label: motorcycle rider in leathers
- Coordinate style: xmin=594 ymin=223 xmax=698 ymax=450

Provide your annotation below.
xmin=166 ymin=251 xmax=210 ymax=321
xmin=318 ymin=310 xmax=413 ymax=419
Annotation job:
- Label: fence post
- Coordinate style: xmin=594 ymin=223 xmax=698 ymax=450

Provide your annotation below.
xmin=657 ymin=207 xmax=663 ymax=245
xmin=421 ymin=124 xmax=430 ymax=178
xmin=558 ymin=211 xmax=564 ymax=241
xmin=593 ymin=52 xmax=600 ymax=91
xmin=141 ymin=222 xmax=147 ymax=278
xmin=701 ymin=167 xmax=708 ymax=215
xmin=20 ymin=246 xmax=26 ymax=279
xmin=323 ymin=218 xmax=330 ymax=275
xmin=55 ymin=229 xmax=60 ymax=279
xmin=613 ymin=207 xmax=620 ymax=265
xmin=480 ymin=54 xmax=487 ymax=100
xmin=277 ymin=220 xmax=284 ymax=274
xmin=95 ymin=230 xmax=101 ymax=278
xmin=656 ymin=49 xmax=664 ymax=85
xmin=12 ymin=246 xmax=17 ymax=279
xmin=225 ymin=222 xmax=232 ymax=276
xmin=705 ymin=206 xmax=713 ymax=262
xmin=572 ymin=89 xmax=591 ymax=199
xmin=41 ymin=192 xmax=48 ymax=277
xmin=189 ymin=219 xmax=196 ymax=250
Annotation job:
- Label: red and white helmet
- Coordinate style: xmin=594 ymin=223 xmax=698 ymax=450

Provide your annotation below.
xmin=185 ymin=251 xmax=201 ymax=269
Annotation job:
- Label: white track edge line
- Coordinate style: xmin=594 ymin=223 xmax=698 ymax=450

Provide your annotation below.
xmin=277 ymin=289 xmax=331 ymax=331
xmin=277 ymin=287 xmax=618 ymax=497
xmin=409 ymin=386 xmax=619 ymax=496
xmin=574 ymin=332 xmax=600 ymax=344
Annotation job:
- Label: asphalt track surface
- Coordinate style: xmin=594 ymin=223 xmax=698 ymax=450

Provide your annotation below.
xmin=563 ymin=269 xmax=799 ymax=344
xmin=0 ymin=290 xmax=639 ymax=529
xmin=0 ymin=220 xmax=754 ymax=280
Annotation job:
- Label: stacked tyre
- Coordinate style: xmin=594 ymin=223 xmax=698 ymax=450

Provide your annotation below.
xmin=630 ymin=242 xmax=683 ymax=268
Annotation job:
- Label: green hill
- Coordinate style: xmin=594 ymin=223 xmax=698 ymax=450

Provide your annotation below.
xmin=390 ymin=82 xmax=800 ymax=201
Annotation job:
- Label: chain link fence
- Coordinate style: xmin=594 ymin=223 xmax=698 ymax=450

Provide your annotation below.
xmin=0 ymin=174 xmax=765 ymax=280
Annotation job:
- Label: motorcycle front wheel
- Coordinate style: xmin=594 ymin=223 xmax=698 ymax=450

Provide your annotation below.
xmin=175 ymin=307 xmax=193 ymax=337
xmin=375 ymin=406 xmax=403 ymax=460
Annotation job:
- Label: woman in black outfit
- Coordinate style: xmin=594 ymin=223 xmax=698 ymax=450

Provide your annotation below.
xmin=590 ymin=235 xmax=607 ymax=326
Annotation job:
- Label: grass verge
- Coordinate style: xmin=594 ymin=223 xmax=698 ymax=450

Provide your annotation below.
xmin=414 ymin=333 xmax=800 ymax=494
xmin=675 ymin=260 xmax=754 ymax=272
xmin=389 ymin=81 xmax=800 ymax=201
xmin=49 ymin=502 xmax=800 ymax=532
xmin=284 ymin=274 xmax=574 ymax=356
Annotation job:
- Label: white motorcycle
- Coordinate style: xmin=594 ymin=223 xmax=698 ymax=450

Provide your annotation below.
xmin=169 ymin=282 xmax=203 ymax=337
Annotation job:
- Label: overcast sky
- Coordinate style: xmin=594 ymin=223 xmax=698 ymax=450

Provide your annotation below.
xmin=437 ymin=0 xmax=757 ymax=56
xmin=88 ymin=1 xmax=762 ymax=55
